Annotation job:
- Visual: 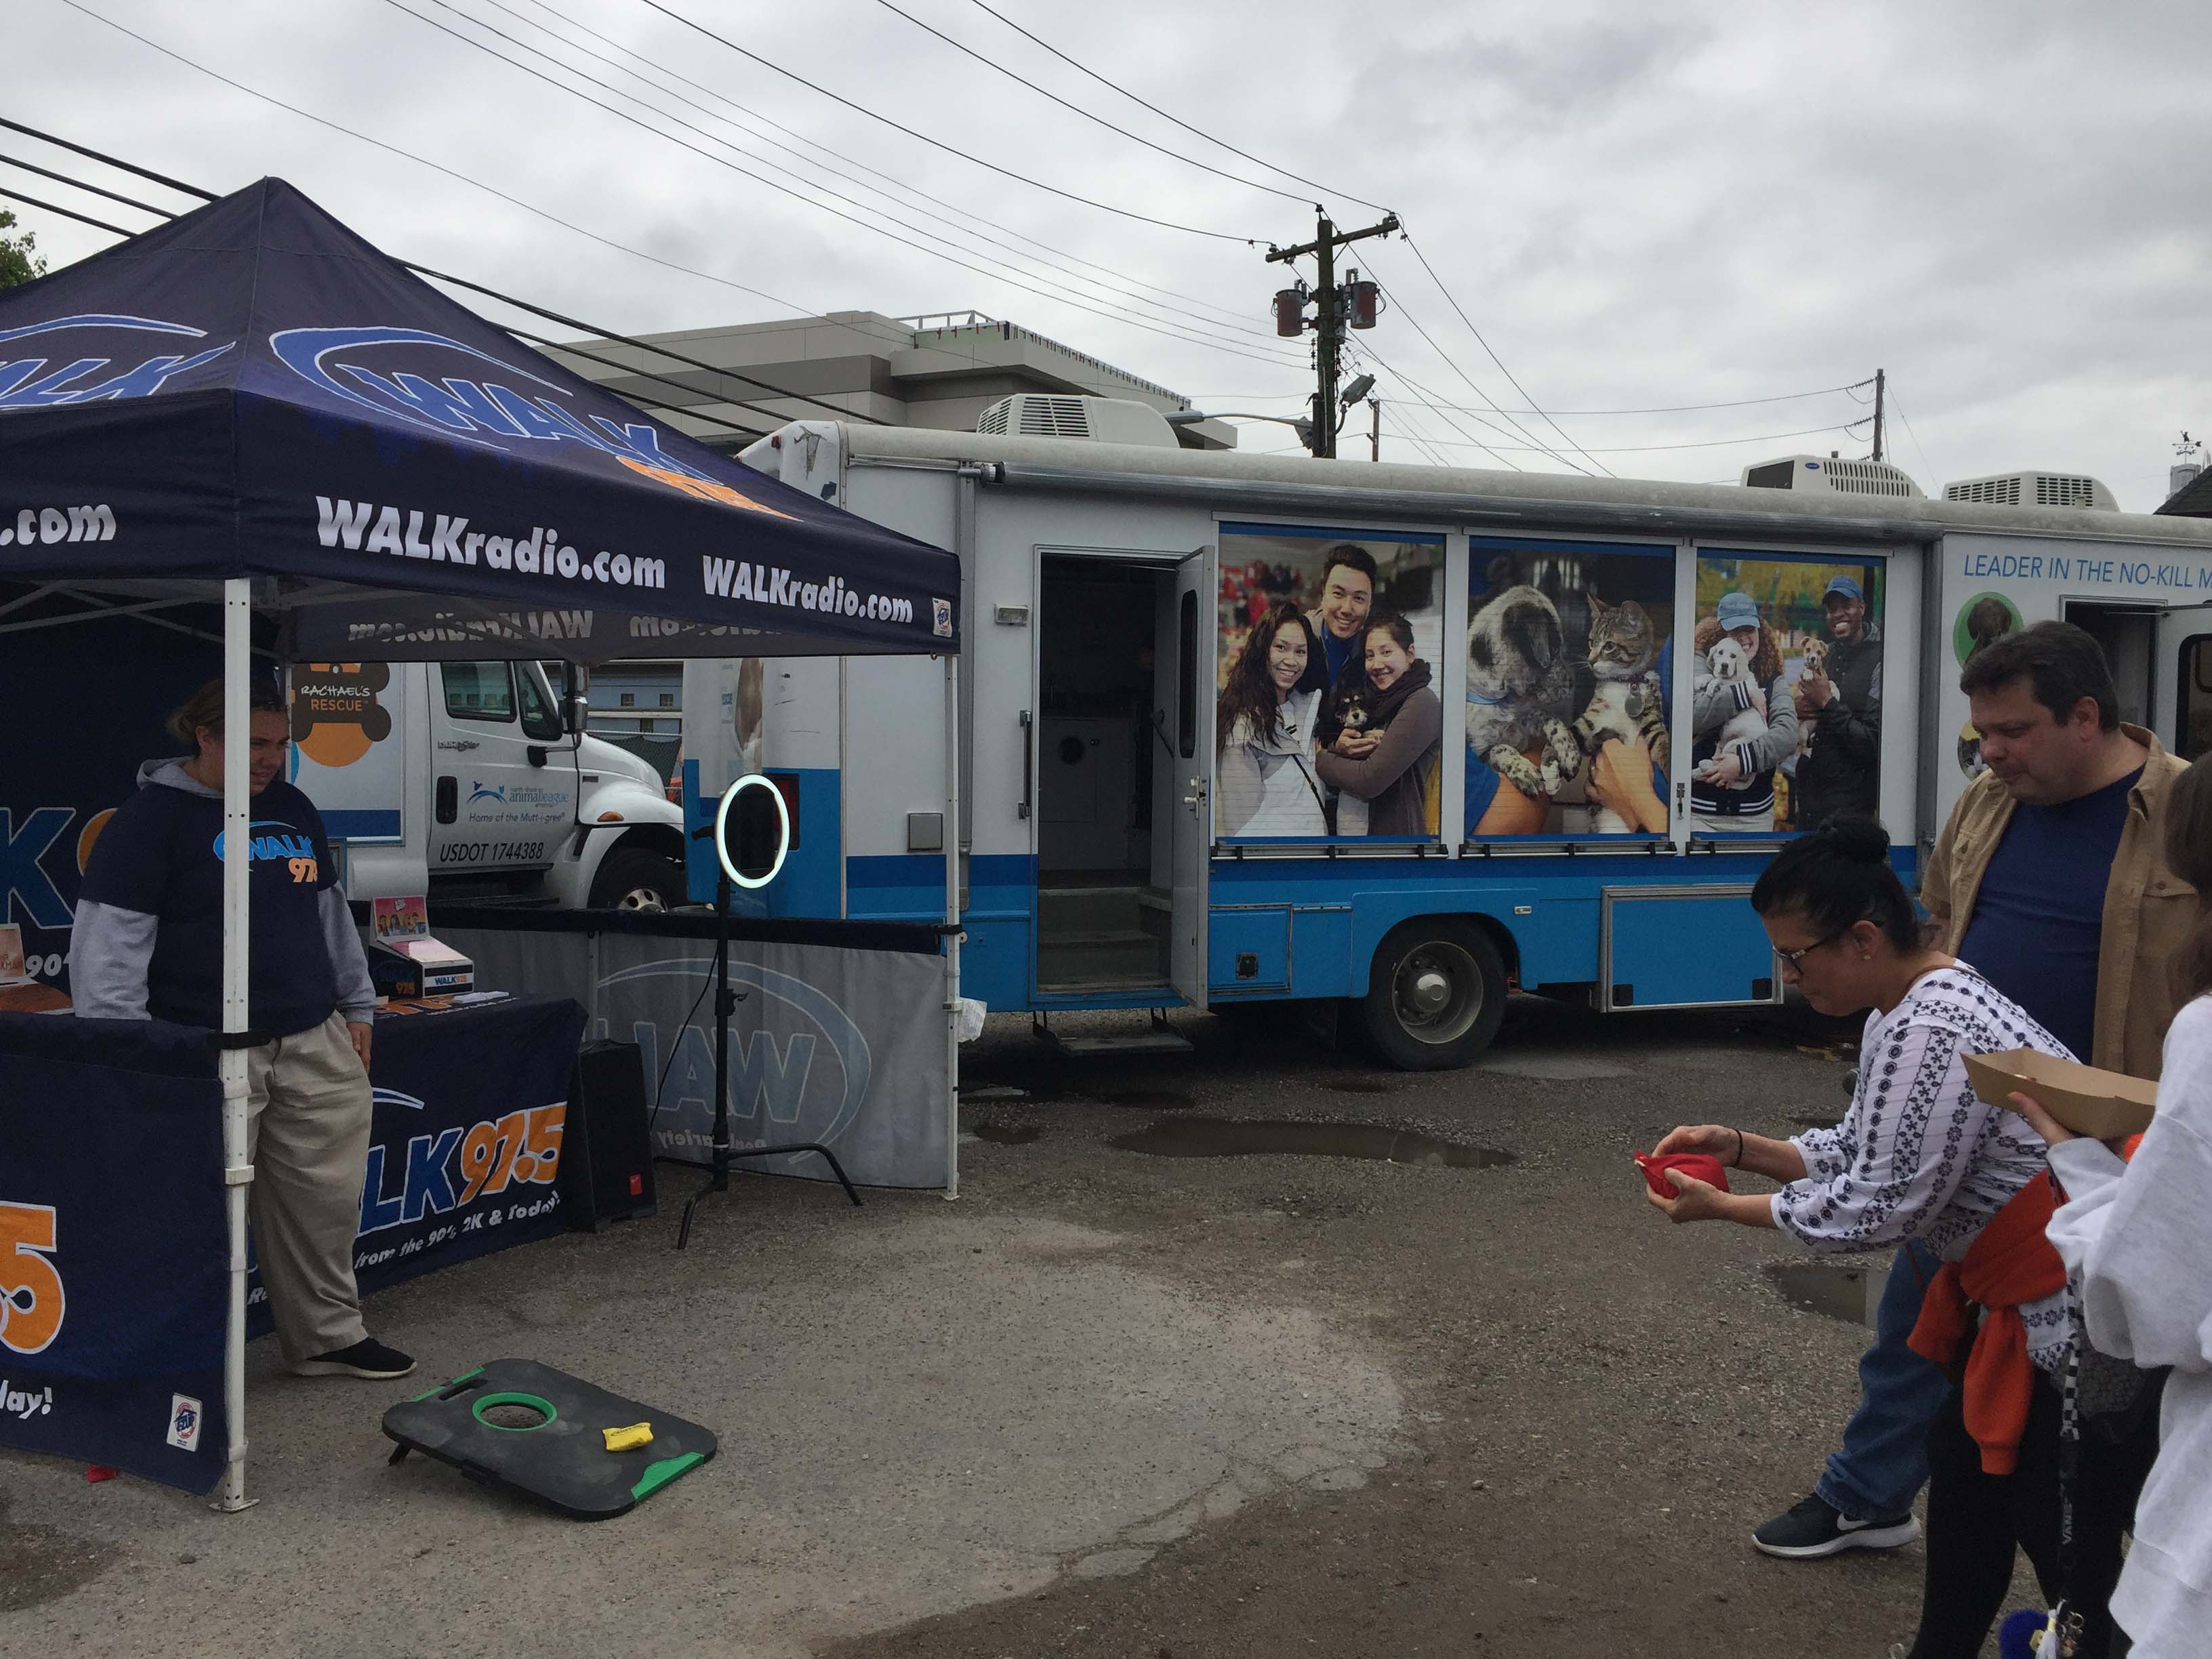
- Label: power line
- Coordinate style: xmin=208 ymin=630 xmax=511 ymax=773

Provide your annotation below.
xmin=868 ymin=0 xmax=1313 ymax=207
xmin=1395 ymin=232 xmax=1612 ymax=477
xmin=377 ymin=0 xmax=1303 ymax=367
xmin=0 ymin=112 xmax=216 ymax=201
xmin=1886 ymin=388 xmax=1939 ymax=488
xmin=511 ymin=0 xmax=1266 ymax=335
xmin=1358 ymin=346 xmax=1524 ymax=470
xmin=471 ymin=0 xmax=1293 ymax=350
xmin=0 ymin=150 xmax=180 ymax=219
xmin=0 ymin=184 xmax=135 ymax=238
xmin=1186 ymin=379 xmax=1879 ymax=417
xmin=47 ymin=0 xmax=896 ymax=334
xmin=1380 ymin=419 xmax=1874 ymax=455
xmin=960 ymin=0 xmax=1395 ymax=216
xmin=418 ymin=0 xmax=1304 ymax=363
xmin=3 ymin=115 xmax=890 ymax=431
xmin=638 ymin=0 xmax=1262 ymax=244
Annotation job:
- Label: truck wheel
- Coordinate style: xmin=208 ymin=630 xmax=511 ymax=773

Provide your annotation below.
xmin=588 ymin=847 xmax=686 ymax=912
xmin=1358 ymin=918 xmax=1507 ymax=1071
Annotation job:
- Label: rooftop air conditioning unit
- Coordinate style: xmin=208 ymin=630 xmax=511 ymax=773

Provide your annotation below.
xmin=975 ymin=394 xmax=1179 ymax=449
xmin=1740 ymin=455 xmax=1925 ymax=499
xmin=1942 ymin=470 xmax=2118 ymax=512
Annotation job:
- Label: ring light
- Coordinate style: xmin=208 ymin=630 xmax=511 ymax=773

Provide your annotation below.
xmin=712 ymin=774 xmax=790 ymax=889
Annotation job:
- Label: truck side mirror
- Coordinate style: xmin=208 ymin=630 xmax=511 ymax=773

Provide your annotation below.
xmin=565 ymin=694 xmax=590 ymax=736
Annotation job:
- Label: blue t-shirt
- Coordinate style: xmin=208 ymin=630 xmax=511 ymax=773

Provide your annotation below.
xmin=1957 ymin=767 xmax=2139 ymax=1061
xmin=77 ymin=775 xmax=341 ymax=1037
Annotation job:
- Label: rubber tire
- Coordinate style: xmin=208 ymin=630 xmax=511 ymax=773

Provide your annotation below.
xmin=586 ymin=846 xmax=686 ymax=912
xmin=1357 ymin=918 xmax=1508 ymax=1071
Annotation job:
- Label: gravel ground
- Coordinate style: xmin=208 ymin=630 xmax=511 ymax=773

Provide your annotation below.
xmin=830 ymin=993 xmax=2034 ymax=1659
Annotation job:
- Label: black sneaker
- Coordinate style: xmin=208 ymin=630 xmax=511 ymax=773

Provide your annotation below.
xmin=293 ymin=1337 xmax=416 ymax=1380
xmin=1752 ymin=1492 xmax=1919 ymax=1559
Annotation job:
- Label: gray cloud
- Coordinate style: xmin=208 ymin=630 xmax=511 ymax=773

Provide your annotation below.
xmin=8 ymin=0 xmax=2209 ymax=504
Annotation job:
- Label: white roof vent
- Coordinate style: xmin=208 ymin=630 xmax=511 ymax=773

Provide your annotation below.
xmin=1943 ymin=470 xmax=2118 ymax=512
xmin=975 ymin=394 xmax=1179 ymax=449
xmin=1740 ymin=455 xmax=1925 ymax=498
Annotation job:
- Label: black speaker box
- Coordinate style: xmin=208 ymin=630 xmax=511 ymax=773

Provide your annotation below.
xmin=560 ymin=1040 xmax=657 ymax=1230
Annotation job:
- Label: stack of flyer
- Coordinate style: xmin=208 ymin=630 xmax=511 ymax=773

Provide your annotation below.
xmin=370 ymin=897 xmax=474 ymax=996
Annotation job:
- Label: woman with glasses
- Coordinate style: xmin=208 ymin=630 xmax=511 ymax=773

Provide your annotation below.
xmin=1641 ymin=815 xmax=2135 ymax=1658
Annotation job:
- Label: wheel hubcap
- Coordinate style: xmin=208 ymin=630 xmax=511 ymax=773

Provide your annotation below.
xmin=617 ymin=887 xmax=665 ymax=912
xmin=1393 ymin=943 xmax=1482 ymax=1046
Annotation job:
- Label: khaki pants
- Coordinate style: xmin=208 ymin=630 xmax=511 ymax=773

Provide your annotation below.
xmin=247 ymin=1012 xmax=371 ymax=1364
xmin=1692 ymin=808 xmax=1775 ymax=836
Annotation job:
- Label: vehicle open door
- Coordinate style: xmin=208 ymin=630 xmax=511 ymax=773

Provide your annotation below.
xmin=2158 ymin=602 xmax=2212 ymax=760
xmin=1167 ymin=546 xmax=1216 ymax=1008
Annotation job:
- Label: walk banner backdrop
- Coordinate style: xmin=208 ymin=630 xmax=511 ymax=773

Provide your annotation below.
xmin=0 ymin=1017 xmax=229 ymax=1494
xmin=443 ymin=920 xmax=950 ymax=1189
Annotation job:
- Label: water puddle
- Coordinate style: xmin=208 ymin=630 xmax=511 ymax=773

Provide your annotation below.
xmin=1765 ymin=1261 xmax=1879 ymax=1327
xmin=968 ymin=1121 xmax=1042 ymax=1145
xmin=0 ymin=1513 xmax=112 ymax=1613
xmin=1110 ymin=1117 xmax=1513 ymax=1168
xmin=1320 ymin=1077 xmax=1393 ymax=1095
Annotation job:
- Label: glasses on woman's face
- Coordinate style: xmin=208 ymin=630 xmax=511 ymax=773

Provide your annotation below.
xmin=1774 ymin=924 xmax=1854 ymax=974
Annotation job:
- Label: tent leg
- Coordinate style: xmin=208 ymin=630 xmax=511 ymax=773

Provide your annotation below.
xmin=212 ymin=578 xmax=258 ymax=1514
xmin=943 ymin=653 xmax=960 ymax=1202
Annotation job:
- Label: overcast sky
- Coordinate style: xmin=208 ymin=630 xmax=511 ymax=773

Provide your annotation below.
xmin=10 ymin=0 xmax=2209 ymax=507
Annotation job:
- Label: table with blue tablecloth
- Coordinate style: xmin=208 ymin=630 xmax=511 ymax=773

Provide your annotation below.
xmin=0 ymin=993 xmax=585 ymax=1492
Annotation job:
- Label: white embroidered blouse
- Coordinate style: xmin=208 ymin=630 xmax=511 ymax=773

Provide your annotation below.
xmin=1773 ymin=964 xmax=2074 ymax=1369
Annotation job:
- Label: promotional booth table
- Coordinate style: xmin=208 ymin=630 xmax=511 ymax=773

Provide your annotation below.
xmin=0 ymin=995 xmax=584 ymax=1494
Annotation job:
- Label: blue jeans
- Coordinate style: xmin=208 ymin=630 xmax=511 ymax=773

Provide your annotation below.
xmin=1816 ymin=1239 xmax=1952 ymax=1521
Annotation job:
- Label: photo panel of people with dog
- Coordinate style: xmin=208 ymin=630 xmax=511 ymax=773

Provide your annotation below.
xmin=1690 ymin=554 xmax=1883 ymax=834
xmin=1464 ymin=540 xmax=1674 ymax=837
xmin=1216 ymin=525 xmax=1446 ymax=840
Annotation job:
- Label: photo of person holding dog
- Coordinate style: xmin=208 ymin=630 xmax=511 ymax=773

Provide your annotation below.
xmin=1687 ymin=590 xmax=1798 ymax=834
xmin=1314 ymin=610 xmax=1442 ymax=836
xmin=1216 ymin=526 xmax=1443 ymax=839
xmin=1693 ymin=557 xmax=1883 ymax=832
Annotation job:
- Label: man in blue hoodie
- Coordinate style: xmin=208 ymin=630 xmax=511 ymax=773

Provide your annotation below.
xmin=72 ymin=677 xmax=413 ymax=1381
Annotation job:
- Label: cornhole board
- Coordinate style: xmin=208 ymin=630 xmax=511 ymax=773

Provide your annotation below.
xmin=382 ymin=1359 xmax=716 ymax=1519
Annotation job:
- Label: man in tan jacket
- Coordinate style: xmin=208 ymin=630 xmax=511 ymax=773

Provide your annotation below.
xmin=1753 ymin=621 xmax=2191 ymax=1562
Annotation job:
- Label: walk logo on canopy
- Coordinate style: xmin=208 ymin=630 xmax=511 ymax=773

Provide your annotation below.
xmin=270 ymin=327 xmax=795 ymax=518
xmin=0 ymin=313 xmax=236 ymax=408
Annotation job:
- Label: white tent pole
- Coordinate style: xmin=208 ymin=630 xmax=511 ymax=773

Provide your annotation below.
xmin=943 ymin=652 xmax=960 ymax=1201
xmin=212 ymin=579 xmax=258 ymax=1514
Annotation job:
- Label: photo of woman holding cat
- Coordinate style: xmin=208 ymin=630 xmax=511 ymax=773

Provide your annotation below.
xmin=1462 ymin=548 xmax=1674 ymax=838
xmin=1214 ymin=604 xmax=1329 ymax=837
xmin=1688 ymin=591 xmax=1798 ymax=834
xmin=1315 ymin=611 xmax=1443 ymax=836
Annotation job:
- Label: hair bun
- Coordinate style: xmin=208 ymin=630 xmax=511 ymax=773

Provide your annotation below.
xmin=1814 ymin=813 xmax=1890 ymax=863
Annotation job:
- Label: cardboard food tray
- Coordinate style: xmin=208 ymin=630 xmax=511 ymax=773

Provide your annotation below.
xmin=1962 ymin=1048 xmax=2156 ymax=1140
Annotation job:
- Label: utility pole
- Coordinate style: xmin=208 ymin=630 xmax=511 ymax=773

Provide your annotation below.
xmin=1872 ymin=367 xmax=1886 ymax=464
xmin=1370 ymin=396 xmax=1380 ymax=462
xmin=1267 ymin=209 xmax=1399 ymax=458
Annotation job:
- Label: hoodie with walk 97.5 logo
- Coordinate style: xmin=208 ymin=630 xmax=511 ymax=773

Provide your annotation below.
xmin=71 ymin=758 xmax=375 ymax=1038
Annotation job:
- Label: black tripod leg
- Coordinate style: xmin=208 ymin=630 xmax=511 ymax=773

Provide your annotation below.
xmin=725 ymin=1143 xmax=863 ymax=1207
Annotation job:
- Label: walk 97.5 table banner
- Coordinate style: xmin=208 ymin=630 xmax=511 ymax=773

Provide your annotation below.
xmin=247 ymin=994 xmax=586 ymax=1334
xmin=0 ymin=1015 xmax=229 ymax=1494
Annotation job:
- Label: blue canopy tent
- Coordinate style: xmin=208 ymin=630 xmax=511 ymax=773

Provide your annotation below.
xmin=0 ymin=179 xmax=965 ymax=1509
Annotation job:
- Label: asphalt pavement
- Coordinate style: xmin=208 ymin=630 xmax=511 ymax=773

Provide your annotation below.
xmin=2 ymin=994 xmax=2039 ymax=1656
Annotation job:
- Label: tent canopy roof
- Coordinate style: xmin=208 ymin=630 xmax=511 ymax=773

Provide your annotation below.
xmin=0 ymin=179 xmax=959 ymax=661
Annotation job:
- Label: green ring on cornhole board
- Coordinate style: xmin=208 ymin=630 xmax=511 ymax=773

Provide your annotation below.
xmin=472 ymin=1391 xmax=558 ymax=1431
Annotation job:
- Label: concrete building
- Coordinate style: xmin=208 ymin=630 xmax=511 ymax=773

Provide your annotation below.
xmin=550 ymin=309 xmax=1236 ymax=452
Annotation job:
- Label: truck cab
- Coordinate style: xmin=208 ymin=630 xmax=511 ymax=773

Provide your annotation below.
xmin=319 ymin=659 xmax=688 ymax=913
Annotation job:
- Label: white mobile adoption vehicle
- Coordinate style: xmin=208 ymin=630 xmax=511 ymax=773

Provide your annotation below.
xmin=681 ymin=402 xmax=2212 ymax=1067
xmin=297 ymin=658 xmax=687 ymax=912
